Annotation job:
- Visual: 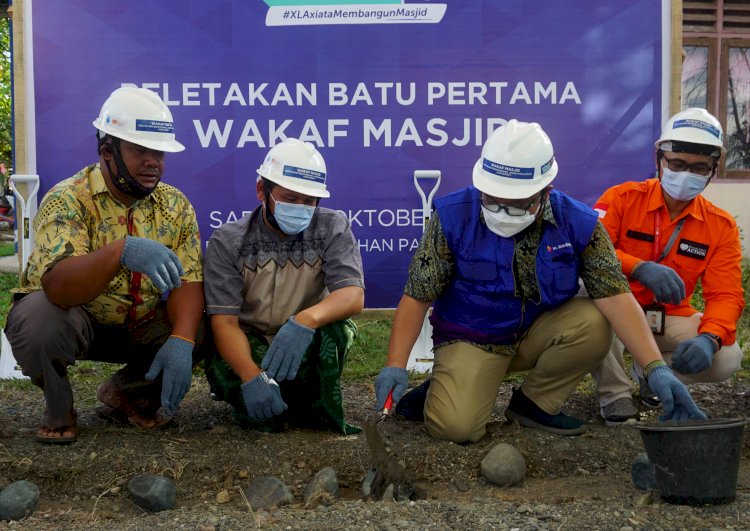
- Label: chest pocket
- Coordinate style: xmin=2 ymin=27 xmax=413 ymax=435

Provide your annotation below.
xmin=457 ymin=260 xmax=497 ymax=281
xmin=544 ymin=248 xmax=580 ymax=294
xmin=671 ymin=251 xmax=707 ymax=275
xmin=623 ymin=230 xmax=655 ymax=262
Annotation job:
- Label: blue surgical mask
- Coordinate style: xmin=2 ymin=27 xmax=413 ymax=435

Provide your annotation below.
xmin=270 ymin=194 xmax=316 ymax=235
xmin=660 ymin=168 xmax=709 ymax=202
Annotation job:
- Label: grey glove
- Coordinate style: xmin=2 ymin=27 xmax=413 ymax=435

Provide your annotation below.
xmin=646 ymin=365 xmax=707 ymax=421
xmin=241 ymin=372 xmax=288 ymax=420
xmin=631 ymin=261 xmax=686 ymax=305
xmin=121 ymin=236 xmax=184 ymax=292
xmin=671 ymin=334 xmax=717 ymax=374
xmin=145 ymin=335 xmax=194 ymax=416
xmin=374 ymin=366 xmax=409 ymax=410
xmin=261 ymin=316 xmax=315 ymax=382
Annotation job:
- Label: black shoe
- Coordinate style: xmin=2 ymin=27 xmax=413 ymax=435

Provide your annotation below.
xmin=394 ymin=378 xmax=431 ymax=421
xmin=600 ymin=397 xmax=640 ymax=426
xmin=629 ymin=364 xmax=661 ymax=409
xmin=505 ymin=387 xmax=587 ymax=436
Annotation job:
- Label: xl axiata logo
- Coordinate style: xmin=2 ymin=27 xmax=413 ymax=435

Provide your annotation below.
xmin=263 ymin=0 xmax=447 ymax=26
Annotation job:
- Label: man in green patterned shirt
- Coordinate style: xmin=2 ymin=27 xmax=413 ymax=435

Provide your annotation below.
xmin=5 ymin=87 xmax=205 ymax=443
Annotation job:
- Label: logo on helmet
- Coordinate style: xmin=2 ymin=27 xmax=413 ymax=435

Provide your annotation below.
xmin=136 ymin=119 xmax=175 ymax=134
xmin=672 ymin=119 xmax=722 ymax=141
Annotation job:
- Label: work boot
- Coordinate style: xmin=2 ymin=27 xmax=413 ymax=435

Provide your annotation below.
xmin=504 ymin=387 xmax=587 ymax=436
xmin=600 ymin=397 xmax=640 ymax=426
xmin=394 ymin=378 xmax=430 ymax=421
xmin=630 ymin=363 xmax=661 ymax=409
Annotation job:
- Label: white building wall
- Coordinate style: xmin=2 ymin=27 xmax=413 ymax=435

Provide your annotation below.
xmin=702 ymin=182 xmax=750 ymax=257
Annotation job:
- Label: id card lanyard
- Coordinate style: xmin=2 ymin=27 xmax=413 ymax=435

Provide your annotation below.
xmin=653 ymin=213 xmax=686 ymax=263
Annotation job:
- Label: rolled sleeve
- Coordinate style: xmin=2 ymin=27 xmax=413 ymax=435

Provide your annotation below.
xmin=322 ymin=213 xmax=365 ymax=292
xmin=580 ymin=221 xmax=631 ymax=299
xmin=203 ymin=228 xmax=244 ymax=316
xmin=403 ymin=215 xmax=454 ymax=302
xmin=23 ymin=188 xmax=90 ymax=287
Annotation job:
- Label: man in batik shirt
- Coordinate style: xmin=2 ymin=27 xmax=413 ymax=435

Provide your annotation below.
xmin=5 ymin=87 xmax=204 ymax=443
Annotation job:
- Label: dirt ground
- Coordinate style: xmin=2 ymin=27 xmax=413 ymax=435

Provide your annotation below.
xmin=0 ymin=375 xmax=748 ymax=530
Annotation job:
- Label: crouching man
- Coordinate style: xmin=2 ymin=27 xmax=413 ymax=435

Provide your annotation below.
xmin=375 ymin=119 xmax=706 ymax=444
xmin=204 ymin=138 xmax=365 ymax=434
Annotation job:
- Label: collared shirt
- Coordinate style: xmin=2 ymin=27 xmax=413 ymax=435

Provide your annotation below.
xmin=404 ymin=198 xmax=630 ymax=353
xmin=204 ymin=205 xmax=364 ymax=336
xmin=21 ymin=164 xmax=203 ymax=325
xmin=594 ymin=177 xmax=744 ymax=345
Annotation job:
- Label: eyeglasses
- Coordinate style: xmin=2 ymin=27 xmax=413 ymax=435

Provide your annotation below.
xmin=481 ymin=192 xmax=545 ymax=216
xmin=662 ymin=155 xmax=715 ymax=177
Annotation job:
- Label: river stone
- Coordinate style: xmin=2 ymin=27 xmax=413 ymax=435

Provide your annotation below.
xmin=481 ymin=443 xmax=526 ymax=487
xmin=631 ymin=453 xmax=656 ymax=490
xmin=0 ymin=480 xmax=39 ymax=521
xmin=127 ymin=474 xmax=176 ymax=512
xmin=304 ymin=467 xmax=338 ymax=504
xmin=243 ymin=476 xmax=293 ymax=510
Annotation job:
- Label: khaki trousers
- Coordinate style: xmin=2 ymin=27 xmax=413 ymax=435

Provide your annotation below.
xmin=593 ymin=312 xmax=744 ymax=407
xmin=424 ymin=297 xmax=612 ymax=443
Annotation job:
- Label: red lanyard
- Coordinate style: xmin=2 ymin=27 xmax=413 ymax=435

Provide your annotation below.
xmin=126 ymin=211 xmax=143 ymax=324
xmin=653 ymin=213 xmax=661 ymax=262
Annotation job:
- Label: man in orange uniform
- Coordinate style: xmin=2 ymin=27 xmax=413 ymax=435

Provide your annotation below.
xmin=592 ymin=108 xmax=745 ymax=425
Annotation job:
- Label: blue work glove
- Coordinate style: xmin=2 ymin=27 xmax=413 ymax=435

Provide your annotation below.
xmin=671 ymin=334 xmax=717 ymax=375
xmin=145 ymin=335 xmax=194 ymax=416
xmin=121 ymin=236 xmax=184 ymax=293
xmin=646 ymin=364 xmax=708 ymax=421
xmin=241 ymin=372 xmax=288 ymax=420
xmin=631 ymin=261 xmax=686 ymax=305
xmin=374 ymin=366 xmax=409 ymax=410
xmin=261 ymin=316 xmax=315 ymax=382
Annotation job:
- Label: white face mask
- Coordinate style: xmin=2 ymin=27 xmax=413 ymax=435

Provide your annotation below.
xmin=481 ymin=206 xmax=536 ymax=238
xmin=660 ymin=167 xmax=709 ymax=202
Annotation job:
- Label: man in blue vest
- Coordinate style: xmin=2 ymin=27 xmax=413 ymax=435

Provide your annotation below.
xmin=374 ymin=119 xmax=706 ymax=443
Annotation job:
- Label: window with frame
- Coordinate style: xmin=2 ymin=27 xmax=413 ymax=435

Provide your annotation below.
xmin=683 ymin=0 xmax=750 ymax=177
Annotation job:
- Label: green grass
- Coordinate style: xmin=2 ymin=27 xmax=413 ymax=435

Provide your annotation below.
xmin=0 ymin=272 xmax=18 ymax=329
xmin=0 ymin=242 xmax=14 ymax=257
xmin=343 ymin=318 xmax=392 ymax=382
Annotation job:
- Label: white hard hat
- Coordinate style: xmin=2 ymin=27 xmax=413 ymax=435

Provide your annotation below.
xmin=257 ymin=138 xmax=329 ymax=198
xmin=93 ymin=87 xmax=185 ymax=152
xmin=472 ymin=119 xmax=558 ymax=199
xmin=656 ymin=107 xmax=725 ymax=155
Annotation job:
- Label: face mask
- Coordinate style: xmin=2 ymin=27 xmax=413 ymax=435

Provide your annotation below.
xmin=270 ymin=194 xmax=316 ymax=235
xmin=660 ymin=168 xmax=709 ymax=202
xmin=481 ymin=206 xmax=536 ymax=238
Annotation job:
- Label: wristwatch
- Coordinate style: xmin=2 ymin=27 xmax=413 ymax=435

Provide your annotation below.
xmin=702 ymin=332 xmax=722 ymax=350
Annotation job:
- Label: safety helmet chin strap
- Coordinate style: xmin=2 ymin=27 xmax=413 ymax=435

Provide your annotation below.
xmin=261 ymin=179 xmax=282 ymax=232
xmin=97 ymin=133 xmax=156 ymax=199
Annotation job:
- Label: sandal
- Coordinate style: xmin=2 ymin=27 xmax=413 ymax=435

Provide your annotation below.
xmin=96 ymin=379 xmax=172 ymax=429
xmin=35 ymin=410 xmax=78 ymax=444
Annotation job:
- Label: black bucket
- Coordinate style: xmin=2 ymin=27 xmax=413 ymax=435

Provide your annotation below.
xmin=635 ymin=418 xmax=747 ymax=506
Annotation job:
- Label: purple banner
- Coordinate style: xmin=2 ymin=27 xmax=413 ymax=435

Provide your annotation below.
xmin=31 ymin=0 xmax=664 ymax=307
